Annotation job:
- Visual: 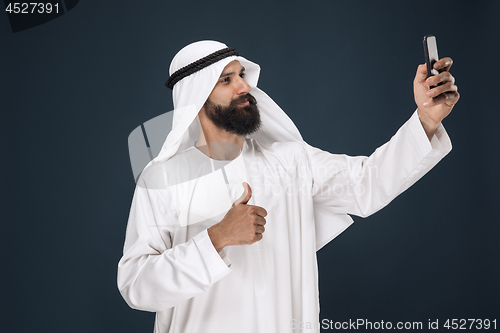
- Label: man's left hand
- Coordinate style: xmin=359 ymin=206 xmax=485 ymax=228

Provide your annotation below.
xmin=413 ymin=57 xmax=460 ymax=140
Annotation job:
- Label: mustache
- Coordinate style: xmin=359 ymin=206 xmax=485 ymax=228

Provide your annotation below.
xmin=231 ymin=93 xmax=257 ymax=106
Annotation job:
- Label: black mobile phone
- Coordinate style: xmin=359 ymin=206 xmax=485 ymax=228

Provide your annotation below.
xmin=423 ymin=35 xmax=440 ymax=79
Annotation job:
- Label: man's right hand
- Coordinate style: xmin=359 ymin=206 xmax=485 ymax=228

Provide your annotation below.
xmin=208 ymin=182 xmax=267 ymax=252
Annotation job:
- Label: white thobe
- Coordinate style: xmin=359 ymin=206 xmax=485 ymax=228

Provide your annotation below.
xmin=117 ymin=110 xmax=451 ymax=333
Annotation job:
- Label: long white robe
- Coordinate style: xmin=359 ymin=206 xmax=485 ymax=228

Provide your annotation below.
xmin=117 ymin=110 xmax=451 ymax=333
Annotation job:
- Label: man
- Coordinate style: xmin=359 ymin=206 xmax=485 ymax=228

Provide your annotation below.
xmin=118 ymin=41 xmax=459 ymax=333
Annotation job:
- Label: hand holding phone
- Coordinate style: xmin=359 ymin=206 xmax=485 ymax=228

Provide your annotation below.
xmin=414 ymin=35 xmax=459 ymax=139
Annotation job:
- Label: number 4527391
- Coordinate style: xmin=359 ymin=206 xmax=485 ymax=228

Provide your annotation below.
xmin=5 ymin=3 xmax=59 ymax=14
xmin=443 ymin=319 xmax=496 ymax=330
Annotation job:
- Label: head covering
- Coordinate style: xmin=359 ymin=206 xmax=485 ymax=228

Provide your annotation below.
xmin=151 ymin=40 xmax=303 ymax=165
xmin=144 ymin=40 xmax=352 ymax=250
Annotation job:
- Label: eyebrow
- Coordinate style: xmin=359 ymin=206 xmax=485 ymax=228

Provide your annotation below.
xmin=219 ymin=66 xmax=246 ymax=78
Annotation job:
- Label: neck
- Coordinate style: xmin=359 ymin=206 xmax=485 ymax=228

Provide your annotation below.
xmin=196 ymin=113 xmax=243 ymax=160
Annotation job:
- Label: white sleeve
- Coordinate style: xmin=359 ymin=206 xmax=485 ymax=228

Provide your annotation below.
xmin=305 ymin=110 xmax=452 ymax=217
xmin=117 ymin=177 xmax=232 ymax=312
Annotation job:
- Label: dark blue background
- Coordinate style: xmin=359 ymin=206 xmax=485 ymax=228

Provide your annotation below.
xmin=1 ymin=1 xmax=499 ymax=332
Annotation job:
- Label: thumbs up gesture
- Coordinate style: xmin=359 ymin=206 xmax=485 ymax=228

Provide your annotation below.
xmin=208 ymin=182 xmax=268 ymax=252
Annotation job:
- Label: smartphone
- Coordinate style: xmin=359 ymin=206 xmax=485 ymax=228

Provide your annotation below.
xmin=423 ymin=35 xmax=440 ymax=79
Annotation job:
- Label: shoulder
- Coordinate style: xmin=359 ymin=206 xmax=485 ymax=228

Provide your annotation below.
xmin=137 ymin=160 xmax=168 ymax=191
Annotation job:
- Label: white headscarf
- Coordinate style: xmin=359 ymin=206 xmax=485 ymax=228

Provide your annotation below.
xmin=152 ymin=40 xmax=303 ymax=164
xmin=148 ymin=40 xmax=351 ymax=250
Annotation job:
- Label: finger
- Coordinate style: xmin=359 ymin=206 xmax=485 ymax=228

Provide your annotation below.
xmin=426 ymin=71 xmax=455 ymax=87
xmin=255 ymin=225 xmax=265 ymax=234
xmin=233 ymin=182 xmax=252 ymax=206
xmin=434 ymin=57 xmax=453 ymax=72
xmin=427 ymin=81 xmax=456 ymax=99
xmin=253 ymin=206 xmax=268 ymax=218
xmin=254 ymin=215 xmax=266 ymax=226
xmin=415 ymin=64 xmax=428 ymax=82
xmin=425 ymin=90 xmax=460 ymax=107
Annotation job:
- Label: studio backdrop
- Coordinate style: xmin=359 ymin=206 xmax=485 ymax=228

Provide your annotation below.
xmin=1 ymin=1 xmax=499 ymax=332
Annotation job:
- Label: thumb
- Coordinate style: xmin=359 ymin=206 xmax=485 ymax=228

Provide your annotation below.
xmin=232 ymin=182 xmax=252 ymax=207
xmin=415 ymin=64 xmax=428 ymax=83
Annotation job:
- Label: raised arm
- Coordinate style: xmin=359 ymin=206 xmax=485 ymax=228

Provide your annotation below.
xmin=306 ymin=58 xmax=458 ymax=218
xmin=305 ymin=111 xmax=452 ymax=218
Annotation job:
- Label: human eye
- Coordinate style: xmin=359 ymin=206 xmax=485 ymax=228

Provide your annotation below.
xmin=239 ymin=72 xmax=245 ymax=78
xmin=220 ymin=77 xmax=230 ymax=84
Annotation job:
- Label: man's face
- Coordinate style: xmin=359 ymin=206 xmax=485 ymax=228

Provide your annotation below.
xmin=202 ymin=60 xmax=261 ymax=136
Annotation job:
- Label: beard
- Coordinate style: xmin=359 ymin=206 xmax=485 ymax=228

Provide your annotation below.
xmin=203 ymin=93 xmax=262 ymax=136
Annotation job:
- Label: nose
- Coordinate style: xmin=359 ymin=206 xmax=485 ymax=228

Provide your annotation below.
xmin=235 ymin=76 xmax=251 ymax=95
